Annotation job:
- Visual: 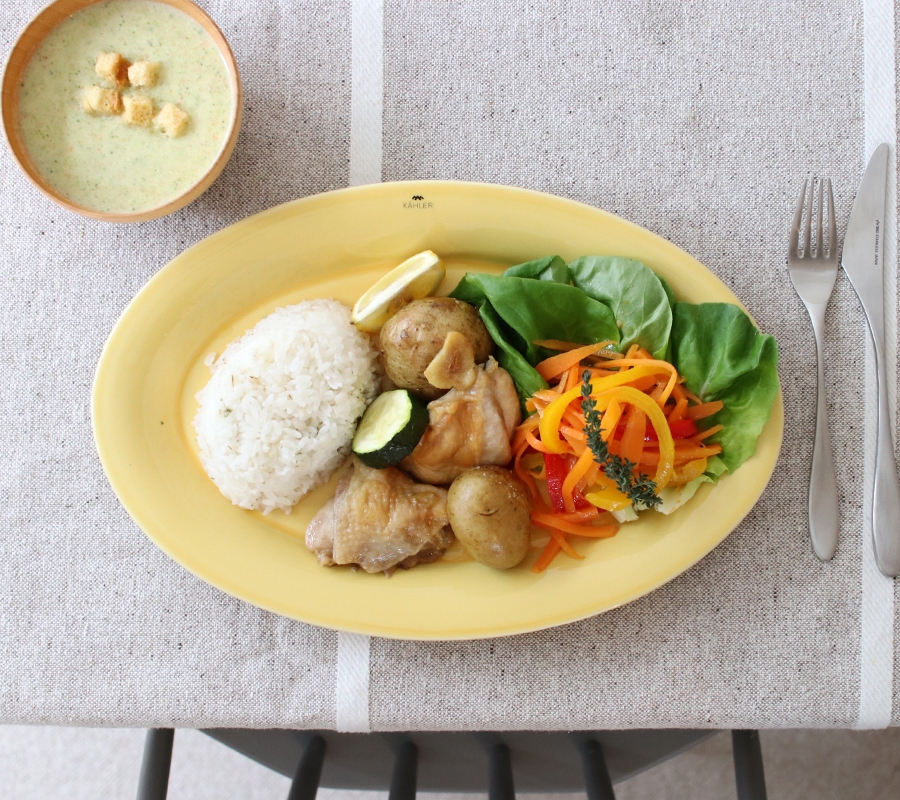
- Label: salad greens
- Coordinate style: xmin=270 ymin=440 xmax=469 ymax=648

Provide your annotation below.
xmin=451 ymin=273 xmax=620 ymax=361
xmin=569 ymin=256 xmax=673 ymax=360
xmin=450 ymin=254 xmax=779 ymax=479
xmin=450 ymin=272 xmax=620 ymax=404
xmin=502 ymin=255 xmax=569 ymax=283
xmin=477 ymin=303 xmax=548 ymax=400
xmin=670 ymin=303 xmax=779 ymax=472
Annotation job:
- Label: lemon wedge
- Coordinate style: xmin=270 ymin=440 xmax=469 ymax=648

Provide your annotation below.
xmin=351 ymin=250 xmax=445 ymax=332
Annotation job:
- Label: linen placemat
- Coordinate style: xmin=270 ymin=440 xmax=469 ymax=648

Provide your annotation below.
xmin=1 ymin=0 xmax=899 ymax=731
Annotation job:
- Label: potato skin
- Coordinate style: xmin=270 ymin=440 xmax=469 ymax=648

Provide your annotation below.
xmin=380 ymin=297 xmax=493 ymax=399
xmin=447 ymin=466 xmax=532 ymax=570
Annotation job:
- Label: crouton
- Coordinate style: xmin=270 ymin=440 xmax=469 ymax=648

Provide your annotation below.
xmin=122 ymin=94 xmax=154 ymax=126
xmin=127 ymin=61 xmax=160 ymax=88
xmin=81 ymin=85 xmax=122 ymax=115
xmin=95 ymin=52 xmax=130 ymax=88
xmin=153 ymin=102 xmax=189 ymax=137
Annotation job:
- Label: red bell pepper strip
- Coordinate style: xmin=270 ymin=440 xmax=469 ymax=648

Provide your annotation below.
xmin=644 ymin=417 xmax=698 ymax=441
xmin=543 ymin=453 xmax=591 ymax=511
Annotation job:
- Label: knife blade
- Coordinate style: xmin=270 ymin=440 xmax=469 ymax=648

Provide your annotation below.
xmin=842 ymin=142 xmax=900 ymax=577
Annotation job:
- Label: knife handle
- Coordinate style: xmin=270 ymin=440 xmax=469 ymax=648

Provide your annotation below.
xmin=808 ymin=303 xmax=839 ymax=560
xmin=873 ymin=346 xmax=900 ymax=576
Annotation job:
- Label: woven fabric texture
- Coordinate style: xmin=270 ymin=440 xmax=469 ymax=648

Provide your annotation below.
xmin=1 ymin=0 xmax=898 ymax=729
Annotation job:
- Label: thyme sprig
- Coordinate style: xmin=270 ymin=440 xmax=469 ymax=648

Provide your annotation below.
xmin=580 ymin=370 xmax=661 ymax=508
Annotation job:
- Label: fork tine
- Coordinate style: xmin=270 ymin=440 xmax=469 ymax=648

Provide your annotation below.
xmin=815 ymin=178 xmax=824 ymax=258
xmin=826 ymin=178 xmax=837 ymax=259
xmin=790 ymin=178 xmax=807 ymax=257
xmin=803 ymin=178 xmax=814 ymax=256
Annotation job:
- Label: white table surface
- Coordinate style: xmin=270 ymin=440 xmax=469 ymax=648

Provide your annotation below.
xmin=1 ymin=0 xmax=900 ymax=731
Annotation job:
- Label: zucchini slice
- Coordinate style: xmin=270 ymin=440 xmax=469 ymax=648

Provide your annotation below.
xmin=352 ymin=390 xmax=429 ymax=469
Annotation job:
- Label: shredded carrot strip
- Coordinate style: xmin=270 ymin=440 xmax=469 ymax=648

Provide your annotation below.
xmin=635 ymin=443 xmax=721 ymax=465
xmin=536 ymin=342 xmax=619 ymax=381
xmin=531 ymin=539 xmax=561 ymax=573
xmin=531 ymin=389 xmax=560 ymax=405
xmin=537 ymin=525 xmax=583 ymax=559
xmin=563 ymin=524 xmax=619 ymax=539
xmin=626 ymin=375 xmax=658 ymax=392
xmin=601 ymin=399 xmax=623 ymax=442
xmin=603 ymin=359 xmax=678 ymax=405
xmin=671 ymin=383 xmax=687 ymax=403
xmin=512 ymin=415 xmax=541 ymax=452
xmin=532 ymin=338 xmax=615 ymax=353
xmin=649 ymin=380 xmax=667 ymax=402
xmin=582 ymin=461 xmax=601 ymax=489
xmin=513 ymin=441 xmax=540 ymax=500
xmin=533 ymin=512 xmax=616 ymax=541
xmin=559 ymin=425 xmax=585 ymax=442
xmin=556 ymin=507 xmax=601 ymax=523
xmin=691 ymin=424 xmax=724 ymax=442
xmin=685 ymin=389 xmax=703 ymax=405
xmin=583 ymin=368 xmax=620 ymax=379
xmin=561 ymin=433 xmax=587 ymax=456
xmin=668 ymin=397 xmax=689 ymax=422
xmin=531 ymin=513 xmax=618 ymax=540
xmin=685 ymin=400 xmax=724 ymax=420
xmin=593 ymin=387 xmax=675 ymax=487
xmin=525 ymin=429 xmax=553 ymax=453
xmin=625 ymin=344 xmax=640 ymax=358
xmin=539 ymin=365 xmax=661 ymax=452
xmin=668 ymin=458 xmax=708 ymax=486
xmin=619 ymin=406 xmax=647 ymax=466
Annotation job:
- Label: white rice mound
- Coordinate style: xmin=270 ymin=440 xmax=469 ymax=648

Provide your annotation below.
xmin=193 ymin=299 xmax=380 ymax=514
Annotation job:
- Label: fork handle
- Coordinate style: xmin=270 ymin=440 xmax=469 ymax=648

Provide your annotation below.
xmin=808 ymin=303 xmax=839 ymax=560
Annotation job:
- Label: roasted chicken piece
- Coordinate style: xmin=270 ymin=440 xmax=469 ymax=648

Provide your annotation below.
xmin=305 ymin=456 xmax=454 ymax=574
xmin=401 ymin=355 xmax=521 ymax=485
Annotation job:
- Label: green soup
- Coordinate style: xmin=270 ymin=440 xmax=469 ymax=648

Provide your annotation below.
xmin=18 ymin=0 xmax=233 ymax=214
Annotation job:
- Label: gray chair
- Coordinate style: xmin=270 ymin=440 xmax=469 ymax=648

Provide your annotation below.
xmin=136 ymin=727 xmax=768 ymax=800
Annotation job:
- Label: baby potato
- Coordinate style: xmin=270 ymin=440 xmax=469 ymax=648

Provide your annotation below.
xmin=447 ymin=466 xmax=532 ymax=570
xmin=380 ymin=297 xmax=492 ymax=399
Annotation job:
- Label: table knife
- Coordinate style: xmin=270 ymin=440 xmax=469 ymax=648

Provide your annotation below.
xmin=842 ymin=142 xmax=900 ymax=577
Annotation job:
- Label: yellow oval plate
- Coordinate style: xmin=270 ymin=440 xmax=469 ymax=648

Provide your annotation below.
xmin=92 ymin=181 xmax=783 ymax=640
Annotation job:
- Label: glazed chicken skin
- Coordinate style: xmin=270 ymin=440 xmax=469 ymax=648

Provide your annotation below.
xmin=401 ymin=337 xmax=521 ymax=485
xmin=306 ymin=456 xmax=454 ymax=574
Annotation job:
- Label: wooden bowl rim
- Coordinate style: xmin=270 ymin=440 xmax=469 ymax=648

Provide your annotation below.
xmin=1 ymin=0 xmax=243 ymax=224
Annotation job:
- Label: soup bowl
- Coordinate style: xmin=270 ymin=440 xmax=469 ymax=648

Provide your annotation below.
xmin=1 ymin=0 xmax=242 ymax=223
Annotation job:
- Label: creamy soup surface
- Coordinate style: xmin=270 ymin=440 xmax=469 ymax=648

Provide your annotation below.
xmin=19 ymin=0 xmax=233 ymax=214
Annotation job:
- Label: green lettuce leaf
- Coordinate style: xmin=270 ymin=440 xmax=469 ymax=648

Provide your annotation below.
xmin=703 ymin=455 xmax=728 ymax=483
xmin=569 ymin=256 xmax=673 ymax=359
xmin=502 ymin=255 xmax=569 ymax=283
xmin=450 ymin=273 xmax=620 ymax=364
xmin=670 ymin=302 xmax=779 ymax=473
xmin=657 ymin=274 xmax=676 ymax=307
xmin=478 ymin=303 xmax=548 ymax=404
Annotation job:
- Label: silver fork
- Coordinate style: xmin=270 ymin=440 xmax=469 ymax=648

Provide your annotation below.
xmin=787 ymin=178 xmax=840 ymax=561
